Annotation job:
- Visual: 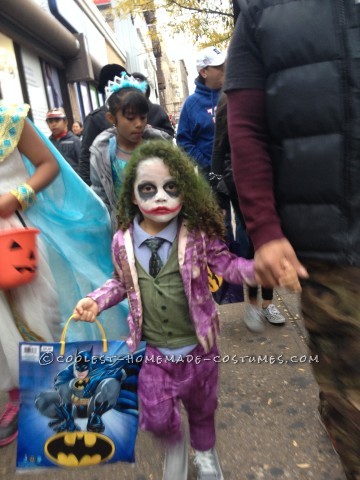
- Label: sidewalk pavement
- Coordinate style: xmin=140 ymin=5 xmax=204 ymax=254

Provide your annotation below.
xmin=0 ymin=290 xmax=346 ymax=480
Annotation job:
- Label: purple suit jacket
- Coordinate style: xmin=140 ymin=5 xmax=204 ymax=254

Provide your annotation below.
xmin=89 ymin=221 xmax=255 ymax=352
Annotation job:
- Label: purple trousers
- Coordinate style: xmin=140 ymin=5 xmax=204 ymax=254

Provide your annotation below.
xmin=138 ymin=343 xmax=219 ymax=451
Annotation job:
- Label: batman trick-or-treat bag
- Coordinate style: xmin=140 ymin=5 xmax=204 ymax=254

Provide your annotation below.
xmin=16 ymin=316 xmax=145 ymax=470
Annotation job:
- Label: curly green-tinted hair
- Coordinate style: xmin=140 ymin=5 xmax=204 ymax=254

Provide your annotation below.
xmin=116 ymin=140 xmax=226 ymax=238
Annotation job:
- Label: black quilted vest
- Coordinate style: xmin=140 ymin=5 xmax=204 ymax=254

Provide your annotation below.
xmin=240 ymin=0 xmax=360 ymax=265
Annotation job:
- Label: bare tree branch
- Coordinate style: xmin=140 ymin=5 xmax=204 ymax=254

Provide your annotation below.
xmin=113 ymin=0 xmax=234 ymax=46
xmin=167 ymin=0 xmax=233 ymax=17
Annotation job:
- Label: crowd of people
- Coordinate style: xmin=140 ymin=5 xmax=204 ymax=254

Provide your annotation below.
xmin=1 ymin=4 xmax=359 ymax=479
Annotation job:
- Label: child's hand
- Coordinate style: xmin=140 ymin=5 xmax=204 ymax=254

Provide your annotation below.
xmin=73 ymin=298 xmax=99 ymax=322
xmin=0 ymin=193 xmax=21 ymax=218
xmin=278 ymin=258 xmax=302 ymax=293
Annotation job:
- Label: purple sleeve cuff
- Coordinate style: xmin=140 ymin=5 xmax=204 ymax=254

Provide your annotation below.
xmin=237 ymin=258 xmax=256 ymax=286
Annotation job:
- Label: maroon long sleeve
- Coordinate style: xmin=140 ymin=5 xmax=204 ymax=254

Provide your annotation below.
xmin=227 ymin=89 xmax=284 ymax=250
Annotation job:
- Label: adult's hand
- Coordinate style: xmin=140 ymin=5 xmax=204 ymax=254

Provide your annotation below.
xmin=254 ymin=238 xmax=308 ymax=288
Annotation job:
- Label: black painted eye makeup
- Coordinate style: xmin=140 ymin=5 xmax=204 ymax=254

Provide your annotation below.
xmin=137 ymin=182 xmax=157 ymax=200
xmin=136 ymin=179 xmax=180 ymax=200
xmin=164 ymin=181 xmax=180 ymax=198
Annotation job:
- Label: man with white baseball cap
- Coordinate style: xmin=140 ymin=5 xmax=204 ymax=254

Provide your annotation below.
xmin=177 ymin=46 xmax=226 ymax=181
xmin=196 ymin=46 xmax=227 ymax=72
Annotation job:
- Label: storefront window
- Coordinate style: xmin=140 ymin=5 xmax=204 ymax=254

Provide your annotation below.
xmin=0 ymin=33 xmax=23 ymax=103
xmin=21 ymin=47 xmax=50 ymax=135
xmin=42 ymin=61 xmax=63 ymax=110
xmin=79 ymin=81 xmax=92 ymax=117
xmin=90 ymin=84 xmax=100 ymax=110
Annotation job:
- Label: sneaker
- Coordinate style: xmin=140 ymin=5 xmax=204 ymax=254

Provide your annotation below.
xmin=163 ymin=436 xmax=188 ymax=480
xmin=0 ymin=402 xmax=19 ymax=447
xmin=194 ymin=448 xmax=224 ymax=480
xmin=263 ymin=304 xmax=286 ymax=325
xmin=243 ymin=304 xmax=265 ymax=333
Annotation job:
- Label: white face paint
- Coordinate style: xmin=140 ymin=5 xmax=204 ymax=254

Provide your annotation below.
xmin=133 ymin=157 xmax=182 ymax=228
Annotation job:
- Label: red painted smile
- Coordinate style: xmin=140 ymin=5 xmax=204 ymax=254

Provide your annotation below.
xmin=142 ymin=205 xmax=182 ymax=215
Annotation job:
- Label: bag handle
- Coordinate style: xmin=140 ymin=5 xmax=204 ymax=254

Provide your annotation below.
xmin=60 ymin=314 xmax=108 ymax=355
xmin=15 ymin=210 xmax=28 ymax=229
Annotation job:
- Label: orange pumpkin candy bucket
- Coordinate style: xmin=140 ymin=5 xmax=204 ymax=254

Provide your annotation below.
xmin=0 ymin=226 xmax=39 ymax=289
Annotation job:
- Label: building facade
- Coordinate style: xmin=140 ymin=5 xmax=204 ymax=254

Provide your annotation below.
xmin=0 ymin=0 xmax=126 ymax=135
xmin=164 ymin=59 xmax=189 ymax=125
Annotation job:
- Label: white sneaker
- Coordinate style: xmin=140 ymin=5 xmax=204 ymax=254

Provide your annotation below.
xmin=243 ymin=304 xmax=265 ymax=333
xmin=263 ymin=304 xmax=286 ymax=325
xmin=162 ymin=436 xmax=188 ymax=480
xmin=194 ymin=448 xmax=224 ymax=480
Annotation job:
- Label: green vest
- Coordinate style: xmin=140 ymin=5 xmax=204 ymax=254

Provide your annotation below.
xmin=135 ymin=239 xmax=197 ymax=348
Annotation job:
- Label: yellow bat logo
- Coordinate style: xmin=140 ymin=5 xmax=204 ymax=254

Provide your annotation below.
xmin=207 ymin=266 xmax=223 ymax=293
xmin=44 ymin=431 xmax=115 ymax=467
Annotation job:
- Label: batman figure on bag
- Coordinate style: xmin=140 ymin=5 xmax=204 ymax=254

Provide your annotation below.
xmin=35 ymin=348 xmax=140 ymax=433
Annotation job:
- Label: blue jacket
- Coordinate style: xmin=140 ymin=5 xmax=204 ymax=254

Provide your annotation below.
xmin=176 ymin=80 xmax=221 ymax=170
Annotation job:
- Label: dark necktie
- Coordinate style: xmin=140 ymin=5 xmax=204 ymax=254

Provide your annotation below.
xmin=144 ymin=237 xmax=165 ymax=277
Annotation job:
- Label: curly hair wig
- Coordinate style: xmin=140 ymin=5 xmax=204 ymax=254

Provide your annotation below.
xmin=116 ymin=140 xmax=225 ymax=238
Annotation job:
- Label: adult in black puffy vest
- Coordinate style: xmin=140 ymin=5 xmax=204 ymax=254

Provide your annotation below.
xmin=225 ymin=1 xmax=360 ymax=479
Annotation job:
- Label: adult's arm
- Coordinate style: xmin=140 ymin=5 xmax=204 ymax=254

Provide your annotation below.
xmin=79 ymin=116 xmax=97 ymax=185
xmin=210 ymin=96 xmax=231 ymax=209
xmin=211 ymin=115 xmax=227 ymax=177
xmin=227 ymin=89 xmax=282 ymax=249
xmin=227 ymin=89 xmax=307 ymax=285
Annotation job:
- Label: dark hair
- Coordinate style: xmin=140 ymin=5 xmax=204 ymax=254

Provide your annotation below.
xmin=116 ymin=140 xmax=225 ymax=238
xmin=73 ymin=120 xmax=83 ymax=128
xmin=131 ymin=72 xmax=151 ymax=99
xmin=98 ymin=64 xmax=127 ymax=94
xmin=107 ymin=87 xmax=149 ymax=117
